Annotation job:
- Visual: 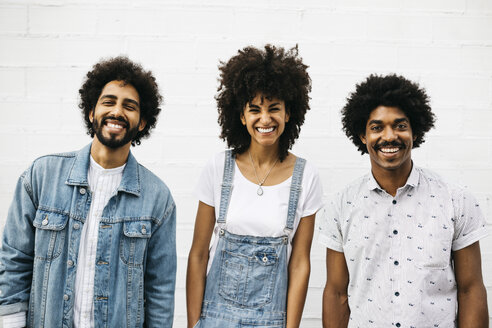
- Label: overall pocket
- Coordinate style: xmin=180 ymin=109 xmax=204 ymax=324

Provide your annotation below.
xmin=32 ymin=209 xmax=69 ymax=260
xmin=119 ymin=220 xmax=152 ymax=266
xmin=219 ymin=248 xmax=279 ymax=308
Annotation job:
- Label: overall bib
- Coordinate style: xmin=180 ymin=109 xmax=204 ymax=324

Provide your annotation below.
xmin=196 ymin=150 xmax=306 ymax=328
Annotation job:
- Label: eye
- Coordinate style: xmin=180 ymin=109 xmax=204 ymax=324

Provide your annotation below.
xmin=269 ymin=107 xmax=280 ymax=112
xmin=124 ymin=104 xmax=137 ymax=111
xmin=370 ymin=125 xmax=382 ymax=132
xmin=396 ymin=123 xmax=408 ymax=130
xmin=102 ymin=100 xmax=114 ymax=106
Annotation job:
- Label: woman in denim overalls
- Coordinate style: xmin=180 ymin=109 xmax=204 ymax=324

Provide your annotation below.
xmin=187 ymin=45 xmax=323 ymax=328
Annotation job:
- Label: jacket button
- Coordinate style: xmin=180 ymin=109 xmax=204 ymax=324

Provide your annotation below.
xmin=73 ymin=223 xmax=80 ymax=230
xmin=219 ymin=229 xmax=224 ymax=236
xmin=141 ymin=227 xmax=147 ymax=234
xmin=262 ymin=256 xmax=268 ymax=263
xmin=42 ymin=218 xmax=48 ymax=226
xmin=67 ymin=260 xmax=74 ymax=267
xmin=63 ymin=294 xmax=69 ymax=301
xmin=79 ymin=188 xmax=86 ymax=195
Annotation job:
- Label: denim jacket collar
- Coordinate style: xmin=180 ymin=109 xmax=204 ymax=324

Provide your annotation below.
xmin=66 ymin=143 xmax=141 ymax=196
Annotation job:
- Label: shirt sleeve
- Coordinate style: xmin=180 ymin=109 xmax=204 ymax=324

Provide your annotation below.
xmin=194 ymin=155 xmax=218 ymax=208
xmin=451 ymin=188 xmax=488 ymax=251
xmin=300 ymin=163 xmax=324 ymax=218
xmin=317 ymin=194 xmax=344 ymax=252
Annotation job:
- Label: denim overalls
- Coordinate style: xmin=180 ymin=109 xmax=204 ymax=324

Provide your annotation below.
xmin=196 ymin=150 xmax=306 ymax=327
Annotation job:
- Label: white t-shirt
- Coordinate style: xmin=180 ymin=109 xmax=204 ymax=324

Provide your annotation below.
xmin=195 ymin=151 xmax=323 ymax=272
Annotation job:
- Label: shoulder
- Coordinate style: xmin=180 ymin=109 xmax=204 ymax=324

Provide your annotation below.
xmin=137 ymin=163 xmax=173 ymax=198
xmin=31 ymin=150 xmax=77 ymax=168
xmin=416 ymin=167 xmax=465 ymax=196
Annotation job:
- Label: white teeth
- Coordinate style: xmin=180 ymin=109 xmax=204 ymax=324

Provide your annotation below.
xmin=257 ymin=127 xmax=274 ymax=133
xmin=380 ymin=147 xmax=399 ymax=153
xmin=107 ymin=123 xmax=123 ymax=129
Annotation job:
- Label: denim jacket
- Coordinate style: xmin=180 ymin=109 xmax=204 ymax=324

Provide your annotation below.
xmin=0 ymin=143 xmax=176 ymax=328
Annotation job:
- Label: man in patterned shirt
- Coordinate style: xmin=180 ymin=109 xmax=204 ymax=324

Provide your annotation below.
xmin=319 ymin=74 xmax=488 ymax=328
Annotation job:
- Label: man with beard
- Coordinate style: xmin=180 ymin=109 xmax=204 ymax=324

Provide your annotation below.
xmin=0 ymin=57 xmax=176 ymax=328
xmin=319 ymin=74 xmax=488 ymax=328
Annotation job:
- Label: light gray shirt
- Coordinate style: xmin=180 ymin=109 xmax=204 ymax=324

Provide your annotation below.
xmin=318 ymin=165 xmax=488 ymax=328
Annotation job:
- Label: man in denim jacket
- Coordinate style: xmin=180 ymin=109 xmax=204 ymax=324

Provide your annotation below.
xmin=0 ymin=57 xmax=176 ymax=327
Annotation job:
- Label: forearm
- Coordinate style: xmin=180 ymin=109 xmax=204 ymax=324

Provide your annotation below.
xmin=457 ymin=284 xmax=489 ymax=328
xmin=186 ymin=253 xmax=208 ymax=328
xmin=286 ymin=261 xmax=310 ymax=328
xmin=322 ymin=285 xmax=349 ymax=328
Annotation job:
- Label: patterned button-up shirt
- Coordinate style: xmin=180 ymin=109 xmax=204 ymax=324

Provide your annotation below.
xmin=318 ymin=166 xmax=488 ymax=328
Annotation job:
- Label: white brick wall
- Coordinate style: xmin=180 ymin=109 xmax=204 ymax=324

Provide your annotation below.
xmin=0 ymin=1 xmax=491 ymax=326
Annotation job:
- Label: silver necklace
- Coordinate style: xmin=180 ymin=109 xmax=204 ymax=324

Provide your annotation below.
xmin=248 ymin=151 xmax=279 ymax=196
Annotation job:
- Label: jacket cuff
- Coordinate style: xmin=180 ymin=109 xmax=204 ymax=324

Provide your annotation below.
xmin=0 ymin=303 xmax=28 ymax=316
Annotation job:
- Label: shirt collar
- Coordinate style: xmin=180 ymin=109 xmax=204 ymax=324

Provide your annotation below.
xmin=366 ymin=162 xmax=419 ymax=191
xmin=66 ymin=142 xmax=141 ymax=196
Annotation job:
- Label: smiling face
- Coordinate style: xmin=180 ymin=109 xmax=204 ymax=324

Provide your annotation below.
xmin=240 ymin=93 xmax=289 ymax=149
xmin=360 ymin=106 xmax=415 ymax=175
xmin=89 ymin=80 xmax=146 ymax=149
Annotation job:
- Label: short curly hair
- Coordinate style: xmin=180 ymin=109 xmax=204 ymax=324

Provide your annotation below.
xmin=216 ymin=44 xmax=311 ymax=161
xmin=341 ymin=74 xmax=435 ymax=154
xmin=78 ymin=56 xmax=162 ymax=146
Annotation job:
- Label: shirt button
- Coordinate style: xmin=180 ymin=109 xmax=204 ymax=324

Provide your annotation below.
xmin=63 ymin=294 xmax=69 ymax=301
xmin=79 ymin=188 xmax=86 ymax=195
xmin=73 ymin=223 xmax=80 ymax=230
xmin=396 ymin=323 xmax=401 ymax=327
xmin=395 ymin=291 xmax=400 ymax=296
xmin=393 ymin=230 xmax=398 ymax=235
xmin=392 ymin=199 xmax=397 ymax=204
xmin=394 ymin=260 xmax=399 ymax=266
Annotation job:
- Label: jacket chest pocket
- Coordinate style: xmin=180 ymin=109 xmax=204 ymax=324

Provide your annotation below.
xmin=119 ymin=220 xmax=152 ymax=266
xmin=32 ymin=210 xmax=69 ymax=261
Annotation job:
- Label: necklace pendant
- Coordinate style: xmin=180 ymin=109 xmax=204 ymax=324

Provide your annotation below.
xmin=257 ymin=186 xmax=264 ymax=196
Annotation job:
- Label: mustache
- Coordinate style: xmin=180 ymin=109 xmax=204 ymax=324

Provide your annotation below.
xmin=373 ymin=140 xmax=405 ymax=151
xmin=101 ymin=116 xmax=128 ymax=127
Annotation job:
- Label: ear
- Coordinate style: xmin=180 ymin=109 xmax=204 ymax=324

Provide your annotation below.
xmin=138 ymin=118 xmax=147 ymax=132
xmin=240 ymin=113 xmax=246 ymax=125
xmin=360 ymin=133 xmax=367 ymax=145
xmin=285 ymin=111 xmax=290 ymax=123
xmin=89 ymin=109 xmax=94 ymax=123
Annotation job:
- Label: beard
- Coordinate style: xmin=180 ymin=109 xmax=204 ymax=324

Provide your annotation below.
xmin=92 ymin=116 xmax=140 ymax=149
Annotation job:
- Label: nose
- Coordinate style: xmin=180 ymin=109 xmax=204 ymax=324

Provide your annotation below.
xmin=110 ymin=102 xmax=124 ymax=116
xmin=381 ymin=126 xmax=397 ymax=141
xmin=260 ymin=111 xmax=272 ymax=124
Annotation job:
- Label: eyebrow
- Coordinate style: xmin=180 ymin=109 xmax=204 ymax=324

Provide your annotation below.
xmin=248 ymin=102 xmax=280 ymax=108
xmin=368 ymin=117 xmax=409 ymax=125
xmin=100 ymin=95 xmax=140 ymax=107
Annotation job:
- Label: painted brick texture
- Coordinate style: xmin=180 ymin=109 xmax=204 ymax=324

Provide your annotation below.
xmin=0 ymin=1 xmax=491 ymax=326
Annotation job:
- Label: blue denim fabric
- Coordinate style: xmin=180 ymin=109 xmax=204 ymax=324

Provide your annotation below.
xmin=197 ymin=150 xmax=306 ymax=327
xmin=0 ymin=143 xmax=177 ymax=328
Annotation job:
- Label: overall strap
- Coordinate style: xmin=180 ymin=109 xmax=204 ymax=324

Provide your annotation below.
xmin=285 ymin=157 xmax=306 ymax=231
xmin=218 ymin=150 xmax=235 ymax=224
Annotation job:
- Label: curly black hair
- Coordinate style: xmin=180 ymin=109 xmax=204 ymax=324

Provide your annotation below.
xmin=341 ymin=74 xmax=435 ymax=154
xmin=216 ymin=44 xmax=311 ymax=161
xmin=79 ymin=56 xmax=162 ymax=146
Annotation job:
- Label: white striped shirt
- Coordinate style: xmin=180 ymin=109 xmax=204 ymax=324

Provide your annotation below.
xmin=73 ymin=157 xmax=124 ymax=328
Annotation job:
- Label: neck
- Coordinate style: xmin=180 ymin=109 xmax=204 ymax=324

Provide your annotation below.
xmin=248 ymin=143 xmax=280 ymax=166
xmin=90 ymin=138 xmax=131 ymax=169
xmin=371 ymin=160 xmax=413 ymax=197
